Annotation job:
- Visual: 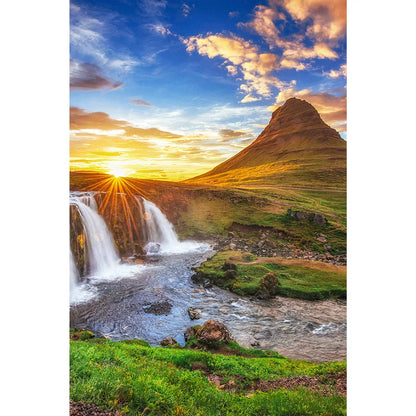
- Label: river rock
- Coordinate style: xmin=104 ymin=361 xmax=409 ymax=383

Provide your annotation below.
xmin=188 ymin=307 xmax=202 ymax=320
xmin=142 ymin=300 xmax=172 ymax=315
xmin=144 ymin=242 xmax=161 ymax=254
xmin=196 ymin=319 xmax=234 ymax=345
xmin=160 ymin=337 xmax=178 ymax=346
xmin=184 ymin=325 xmax=201 ymax=342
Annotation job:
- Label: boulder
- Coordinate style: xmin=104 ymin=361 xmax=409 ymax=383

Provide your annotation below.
xmin=188 ymin=307 xmax=202 ymax=320
xmin=196 ymin=319 xmax=234 ymax=345
xmin=287 ymin=209 xmax=328 ymax=226
xmin=184 ymin=325 xmax=201 ymax=342
xmin=257 ymin=272 xmax=280 ymax=299
xmin=160 ymin=337 xmax=178 ymax=346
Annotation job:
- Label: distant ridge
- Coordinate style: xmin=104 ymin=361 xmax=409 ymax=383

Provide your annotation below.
xmin=186 ymin=98 xmax=346 ymax=189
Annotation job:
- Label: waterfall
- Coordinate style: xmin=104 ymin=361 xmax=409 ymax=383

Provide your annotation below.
xmin=137 ymin=196 xmax=208 ymax=255
xmin=70 ymin=192 xmax=120 ymax=276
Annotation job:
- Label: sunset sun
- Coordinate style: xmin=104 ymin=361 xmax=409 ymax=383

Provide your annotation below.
xmin=109 ymin=168 xmax=126 ymax=178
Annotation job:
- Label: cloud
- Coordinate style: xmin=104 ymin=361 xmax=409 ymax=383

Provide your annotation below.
xmin=182 ymin=3 xmax=191 ymax=17
xmin=132 ymin=99 xmax=153 ymax=107
xmin=183 ymin=34 xmax=290 ymax=102
xmin=327 ymin=63 xmax=347 ymax=79
xmin=219 ymin=129 xmax=250 ymax=141
xmin=270 ymin=89 xmax=346 ymax=132
xmin=274 ymin=0 xmax=346 ymax=41
xmin=140 ymin=0 xmax=167 ymax=16
xmin=70 ymin=107 xmax=182 ymax=138
xmin=70 ymin=60 xmax=123 ymax=91
xmin=70 ymin=3 xmax=139 ymax=71
xmin=146 ymin=23 xmax=172 ymax=36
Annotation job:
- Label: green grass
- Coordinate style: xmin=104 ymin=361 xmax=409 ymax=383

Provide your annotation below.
xmin=70 ymin=337 xmax=346 ymax=416
xmin=193 ymin=251 xmax=346 ymax=300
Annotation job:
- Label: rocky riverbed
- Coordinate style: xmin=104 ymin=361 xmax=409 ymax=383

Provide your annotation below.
xmin=70 ymin=248 xmax=346 ymax=362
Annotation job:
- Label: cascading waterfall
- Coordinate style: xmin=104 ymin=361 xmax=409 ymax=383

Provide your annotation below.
xmin=137 ymin=196 xmax=208 ymax=255
xmin=69 ymin=191 xmax=208 ymax=304
xmin=70 ymin=192 xmax=120 ymax=276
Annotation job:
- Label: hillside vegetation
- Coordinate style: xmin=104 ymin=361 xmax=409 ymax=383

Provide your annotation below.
xmin=70 ymin=335 xmax=346 ymax=416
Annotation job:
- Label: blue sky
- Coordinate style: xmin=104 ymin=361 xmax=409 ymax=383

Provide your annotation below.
xmin=70 ymin=0 xmax=346 ymax=180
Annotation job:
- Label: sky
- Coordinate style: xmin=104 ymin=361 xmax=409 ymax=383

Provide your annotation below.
xmin=70 ymin=0 xmax=346 ymax=181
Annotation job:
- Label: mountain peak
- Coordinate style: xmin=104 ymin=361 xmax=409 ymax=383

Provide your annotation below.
xmin=187 ymin=97 xmax=346 ymax=189
xmin=259 ymin=98 xmax=329 ymax=141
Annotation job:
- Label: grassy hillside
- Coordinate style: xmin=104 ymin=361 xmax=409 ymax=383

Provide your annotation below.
xmin=193 ymin=250 xmax=346 ymax=300
xmin=70 ymin=335 xmax=346 ymax=416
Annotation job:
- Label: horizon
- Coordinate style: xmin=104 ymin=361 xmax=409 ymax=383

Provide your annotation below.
xmin=70 ymin=0 xmax=346 ymax=181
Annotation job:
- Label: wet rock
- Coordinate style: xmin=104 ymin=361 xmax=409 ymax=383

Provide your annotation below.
xmin=257 ymin=272 xmax=280 ymax=299
xmin=188 ymin=307 xmax=202 ymax=320
xmin=184 ymin=325 xmax=201 ymax=342
xmin=196 ymin=319 xmax=234 ymax=345
xmin=160 ymin=337 xmax=178 ymax=346
xmin=203 ymin=279 xmax=213 ymax=288
xmin=144 ymin=242 xmax=161 ymax=254
xmin=142 ymin=300 xmax=172 ymax=316
xmin=135 ymin=259 xmax=144 ymax=265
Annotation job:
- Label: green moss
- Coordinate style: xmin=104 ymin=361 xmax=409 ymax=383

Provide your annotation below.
xmin=193 ymin=251 xmax=346 ymax=300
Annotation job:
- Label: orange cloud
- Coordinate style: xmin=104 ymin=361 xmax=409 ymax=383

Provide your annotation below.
xmin=275 ymin=0 xmax=346 ymax=41
xmin=183 ymin=34 xmax=289 ymax=102
xmin=70 ymin=107 xmax=182 ymax=139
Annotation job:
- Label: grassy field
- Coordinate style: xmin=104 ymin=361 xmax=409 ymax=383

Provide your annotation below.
xmin=70 ymin=335 xmax=346 ymax=416
xmin=193 ymin=250 xmax=346 ymax=300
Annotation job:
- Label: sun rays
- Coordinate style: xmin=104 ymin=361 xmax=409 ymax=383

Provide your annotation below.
xmin=75 ymin=172 xmax=152 ymax=252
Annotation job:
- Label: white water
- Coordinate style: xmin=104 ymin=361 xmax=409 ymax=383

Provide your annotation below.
xmin=70 ymin=192 xmax=209 ymax=304
xmin=139 ymin=197 xmax=209 ymax=255
xmin=70 ymin=250 xmax=96 ymax=304
xmin=70 ymin=192 xmax=120 ymax=276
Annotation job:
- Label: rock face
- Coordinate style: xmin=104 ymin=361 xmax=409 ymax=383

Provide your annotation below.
xmin=196 ymin=320 xmax=234 ymax=345
xmin=188 ymin=98 xmax=346 ymax=188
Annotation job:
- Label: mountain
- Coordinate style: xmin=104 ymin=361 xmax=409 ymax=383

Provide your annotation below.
xmin=186 ymin=98 xmax=346 ymax=189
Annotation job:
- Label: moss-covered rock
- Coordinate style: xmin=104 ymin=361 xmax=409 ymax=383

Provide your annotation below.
xmin=257 ymin=272 xmax=280 ymax=299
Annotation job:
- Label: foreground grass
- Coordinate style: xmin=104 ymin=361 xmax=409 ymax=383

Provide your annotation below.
xmin=193 ymin=251 xmax=346 ymax=300
xmin=70 ymin=337 xmax=346 ymax=416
